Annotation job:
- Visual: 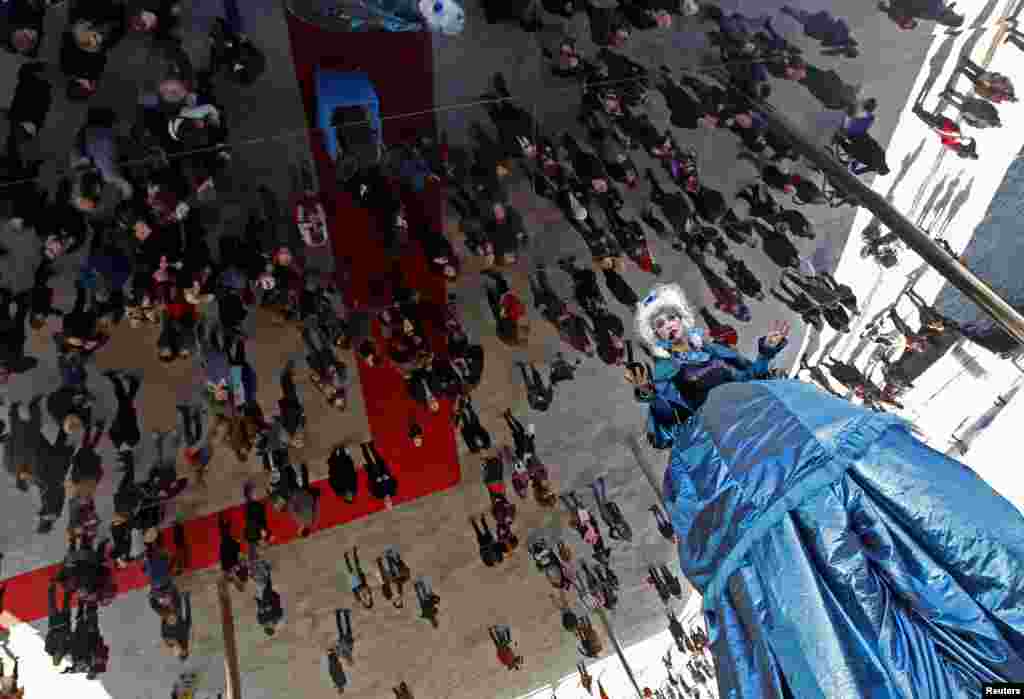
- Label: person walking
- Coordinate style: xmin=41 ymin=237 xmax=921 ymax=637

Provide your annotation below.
xmin=939 ymin=89 xmax=1001 ymax=128
xmin=243 ymin=481 xmax=271 ymax=548
xmin=255 ymin=565 xmax=284 ymax=635
xmin=218 ymin=515 xmax=247 ymax=590
xmin=161 ymin=590 xmax=192 ymax=659
xmin=911 ymin=104 xmax=979 ymax=159
xmin=324 ymin=648 xmax=347 ymax=693
xmin=285 ymin=462 xmax=320 ymax=538
xmin=333 ymin=608 xmax=354 ymax=663
xmin=414 ymin=578 xmax=440 ymax=627
xmin=104 ymin=370 xmax=141 ymax=451
xmin=360 ymin=441 xmax=397 ymax=506
xmin=490 ymin=624 xmax=523 ymax=670
xmin=327 ymin=444 xmax=358 ymax=503
xmin=780 ymin=7 xmax=858 ymax=56
xmin=957 ymin=58 xmax=1016 ymax=102
xmin=45 ymin=579 xmax=73 ymax=666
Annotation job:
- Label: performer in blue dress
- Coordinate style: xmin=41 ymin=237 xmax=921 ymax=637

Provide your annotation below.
xmin=628 ymin=283 xmax=789 ymax=449
xmin=632 ymin=283 xmax=1024 ymax=697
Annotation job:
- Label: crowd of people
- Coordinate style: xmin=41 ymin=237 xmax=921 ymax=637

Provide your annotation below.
xmin=0 ymin=0 xmax=1014 ymax=696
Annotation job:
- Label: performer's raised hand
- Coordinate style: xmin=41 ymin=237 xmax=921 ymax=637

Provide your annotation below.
xmin=624 ymin=364 xmax=648 ymax=385
xmin=764 ymin=320 xmax=791 ymax=348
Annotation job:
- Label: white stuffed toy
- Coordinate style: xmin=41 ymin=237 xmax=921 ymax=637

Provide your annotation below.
xmin=418 ymin=0 xmax=465 ymax=34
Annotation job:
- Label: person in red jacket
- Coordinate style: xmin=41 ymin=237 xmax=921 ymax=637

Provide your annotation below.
xmin=490 ymin=625 xmax=523 ymax=670
xmin=483 ymin=270 xmax=529 ymax=345
xmin=912 ymin=104 xmax=979 ymax=158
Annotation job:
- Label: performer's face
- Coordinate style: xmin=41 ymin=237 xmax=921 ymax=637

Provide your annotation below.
xmin=654 ymin=311 xmax=683 ymax=341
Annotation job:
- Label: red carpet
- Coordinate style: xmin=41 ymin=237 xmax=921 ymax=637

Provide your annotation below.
xmin=292 ymin=11 xmax=460 ymax=513
xmin=0 ymin=20 xmax=460 ymax=625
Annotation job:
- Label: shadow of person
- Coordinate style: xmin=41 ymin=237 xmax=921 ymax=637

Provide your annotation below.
xmin=927 ymin=170 xmax=962 ymax=230
xmin=885 ymin=137 xmax=926 ymax=202
xmin=916 ymin=174 xmax=948 ymax=229
xmin=969 ymin=0 xmax=1002 ymax=29
xmin=936 ymin=176 xmax=974 ymax=237
xmin=915 ymin=34 xmax=958 ymax=104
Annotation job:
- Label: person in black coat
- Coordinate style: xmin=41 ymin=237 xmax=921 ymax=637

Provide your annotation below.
xmin=481 ymin=0 xmax=542 ymax=31
xmin=657 ymin=72 xmax=708 ymax=130
xmin=361 ymin=441 xmax=397 ymax=504
xmin=587 ymin=0 xmax=631 ymax=47
xmin=6 ymin=61 xmax=51 ymax=168
xmin=721 ymin=252 xmax=764 ymax=300
xmin=46 ymin=579 xmax=73 ymax=664
xmin=110 ymin=451 xmax=142 ymax=567
xmin=837 ymin=132 xmax=891 ymax=176
xmin=750 ymin=219 xmax=800 ymax=269
xmin=0 ymin=288 xmax=37 ymax=380
xmin=60 ymin=0 xmax=127 ymax=99
xmin=772 ymin=276 xmax=824 ymax=330
xmin=256 ymin=570 xmax=283 ymax=634
xmin=328 ymin=444 xmax=358 ymax=502
xmin=619 ymin=111 xmax=673 ymax=157
xmin=562 ymin=134 xmax=610 ymax=194
xmin=645 ymin=168 xmax=693 ymax=234
xmin=243 ymin=481 xmax=271 ymax=546
xmin=104 ymin=370 xmax=141 ymax=450
xmin=456 ymin=395 xmax=492 ymax=452
xmin=276 ymin=359 xmax=306 ymax=445
xmin=218 ymin=515 xmax=248 ymax=588
xmin=690 ymin=185 xmax=727 ymax=223
xmin=483 ymin=73 xmax=540 ymax=161
xmin=416 ymin=228 xmax=458 ymax=279
xmin=774 ymin=207 xmax=814 ymax=239
xmin=601 ymin=267 xmax=639 ymax=309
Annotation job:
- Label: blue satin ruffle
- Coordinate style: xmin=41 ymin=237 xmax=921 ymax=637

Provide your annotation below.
xmin=665 ymin=379 xmax=1024 ymax=697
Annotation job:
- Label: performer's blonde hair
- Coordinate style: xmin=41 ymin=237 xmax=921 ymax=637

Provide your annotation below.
xmin=634 ymin=283 xmax=695 ymax=358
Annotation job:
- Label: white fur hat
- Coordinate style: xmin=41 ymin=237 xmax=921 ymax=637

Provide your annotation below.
xmin=634 ymin=283 xmax=695 ymax=358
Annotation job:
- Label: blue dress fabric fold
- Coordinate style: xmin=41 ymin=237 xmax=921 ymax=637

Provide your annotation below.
xmin=664 ymin=379 xmax=1024 ymax=698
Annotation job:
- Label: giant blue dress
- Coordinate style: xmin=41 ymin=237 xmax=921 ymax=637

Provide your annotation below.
xmin=664 ymin=378 xmax=1024 ymax=697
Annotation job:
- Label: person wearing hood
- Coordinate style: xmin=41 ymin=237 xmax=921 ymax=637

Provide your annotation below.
xmin=2 ymin=0 xmax=45 ymax=57
xmin=126 ymin=0 xmax=181 ymax=43
xmin=60 ymin=0 xmax=126 ymax=100
xmin=204 ymin=0 xmax=266 ymax=86
xmin=626 ymin=283 xmax=789 ymax=448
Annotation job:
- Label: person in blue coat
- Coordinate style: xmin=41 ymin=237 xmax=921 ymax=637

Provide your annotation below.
xmin=654 ymin=345 xmax=1024 ymax=692
xmin=627 ymin=283 xmax=789 ymax=449
xmin=781 ymin=7 xmax=859 ymax=56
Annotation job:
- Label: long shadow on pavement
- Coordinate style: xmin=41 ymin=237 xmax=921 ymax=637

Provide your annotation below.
xmin=936 ymin=176 xmax=975 ymax=237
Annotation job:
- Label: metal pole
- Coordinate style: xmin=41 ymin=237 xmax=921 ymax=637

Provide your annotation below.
xmin=753 ymin=103 xmax=1024 ymax=348
xmin=595 ymin=608 xmax=646 ymax=699
xmin=217 ymin=579 xmax=243 ymax=699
